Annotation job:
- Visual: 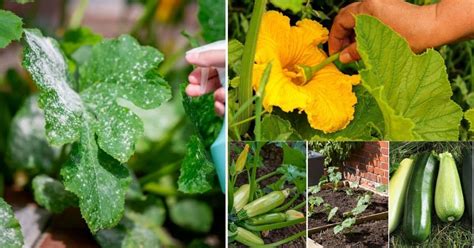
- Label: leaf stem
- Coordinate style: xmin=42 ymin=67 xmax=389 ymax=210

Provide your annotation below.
xmin=254 ymin=63 xmax=272 ymax=141
xmin=291 ymin=201 xmax=306 ymax=211
xmin=271 ymin=194 xmax=299 ymax=212
xmin=236 ymin=0 xmax=267 ymax=135
xmin=242 ymin=218 xmax=305 ymax=231
xmin=255 ymin=170 xmax=279 ymax=183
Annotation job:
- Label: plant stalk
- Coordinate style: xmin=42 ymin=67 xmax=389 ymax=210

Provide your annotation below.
xmin=300 ymin=52 xmax=340 ymax=86
xmin=236 ymin=0 xmax=267 ymax=135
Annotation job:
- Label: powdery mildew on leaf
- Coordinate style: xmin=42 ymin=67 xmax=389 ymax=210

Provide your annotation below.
xmin=80 ymin=35 xmax=171 ymax=162
xmin=61 ymin=122 xmax=131 ymax=233
xmin=178 ymin=135 xmax=215 ymax=194
xmin=23 ymin=30 xmax=170 ymax=233
xmin=355 ymin=15 xmax=462 ymax=140
xmin=23 ymin=29 xmax=83 ymax=145
xmin=0 ymin=198 xmax=23 ymax=248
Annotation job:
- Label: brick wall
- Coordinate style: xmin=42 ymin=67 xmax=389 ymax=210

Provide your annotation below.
xmin=343 ymin=142 xmax=389 ymax=190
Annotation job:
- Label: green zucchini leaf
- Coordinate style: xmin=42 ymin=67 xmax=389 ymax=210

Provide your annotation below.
xmin=228 ymin=39 xmax=244 ymax=74
xmin=79 ymin=35 xmax=171 ymax=162
xmin=61 ymin=123 xmax=131 ymax=233
xmin=23 ymin=30 xmax=170 ymax=232
xmin=170 ymin=199 xmax=213 ymax=233
xmin=32 ymin=174 xmax=78 ymax=213
xmin=7 ymin=95 xmax=60 ymax=174
xmin=181 ymin=85 xmax=222 ymax=148
xmin=178 ymin=135 xmax=215 ymax=194
xmin=464 ymin=109 xmax=474 ymax=132
xmin=61 ymin=27 xmax=102 ymax=56
xmin=0 ymin=197 xmax=23 ymax=248
xmin=269 ymin=0 xmax=305 ymax=13
xmin=0 ymin=10 xmax=23 ymax=48
xmin=96 ymin=218 xmax=160 ymax=248
xmin=282 ymin=143 xmax=306 ymax=168
xmin=261 ymin=114 xmax=301 ymax=141
xmin=96 ymin=197 xmax=165 ymax=248
xmin=198 ymin=0 xmax=225 ymax=42
xmin=355 ymin=15 xmax=463 ymax=140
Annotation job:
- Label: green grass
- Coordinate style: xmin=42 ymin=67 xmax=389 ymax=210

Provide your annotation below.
xmin=390 ymin=214 xmax=472 ymax=247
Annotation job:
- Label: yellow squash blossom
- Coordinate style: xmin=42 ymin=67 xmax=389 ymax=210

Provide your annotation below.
xmin=253 ymin=11 xmax=360 ymax=133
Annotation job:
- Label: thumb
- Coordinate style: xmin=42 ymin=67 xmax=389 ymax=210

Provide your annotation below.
xmin=339 ymin=42 xmax=361 ymax=64
xmin=185 ymin=50 xmax=226 ymax=67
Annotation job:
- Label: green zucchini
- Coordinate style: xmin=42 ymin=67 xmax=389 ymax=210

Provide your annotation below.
xmin=238 ymin=189 xmax=289 ymax=220
xmin=246 ymin=212 xmax=286 ymax=225
xmin=234 ymin=227 xmax=264 ymax=246
xmin=402 ymin=152 xmax=438 ymax=242
xmin=389 ymin=158 xmax=414 ymax=233
xmin=462 ymin=146 xmax=472 ymax=221
xmin=234 ymin=184 xmax=250 ymax=212
xmin=435 ymin=152 xmax=464 ymax=222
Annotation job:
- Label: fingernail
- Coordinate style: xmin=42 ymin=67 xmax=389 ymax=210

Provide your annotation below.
xmin=339 ymin=52 xmax=352 ymax=64
xmin=185 ymin=52 xmax=199 ymax=63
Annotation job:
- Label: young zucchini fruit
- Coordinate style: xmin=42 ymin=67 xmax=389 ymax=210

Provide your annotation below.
xmin=389 ymin=158 xmax=414 ymax=233
xmin=246 ymin=212 xmax=287 ymax=225
xmin=402 ymin=152 xmax=438 ymax=242
xmin=234 ymin=227 xmax=264 ymax=246
xmin=234 ymin=184 xmax=250 ymax=212
xmin=238 ymin=189 xmax=290 ymax=220
xmin=435 ymin=152 xmax=464 ymax=222
xmin=285 ymin=209 xmax=304 ymax=221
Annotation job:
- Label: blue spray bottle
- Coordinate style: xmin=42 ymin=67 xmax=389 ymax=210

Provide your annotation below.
xmin=186 ymin=41 xmax=226 ymax=192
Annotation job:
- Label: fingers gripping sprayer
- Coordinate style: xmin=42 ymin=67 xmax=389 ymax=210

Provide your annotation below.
xmin=186 ymin=40 xmax=226 ymax=192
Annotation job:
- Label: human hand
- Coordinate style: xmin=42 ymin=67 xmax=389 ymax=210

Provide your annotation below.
xmin=329 ymin=0 xmax=474 ymax=64
xmin=185 ymin=44 xmax=226 ymax=116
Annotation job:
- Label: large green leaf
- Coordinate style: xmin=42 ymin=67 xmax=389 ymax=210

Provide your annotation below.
xmin=0 ymin=197 xmax=23 ymax=248
xmin=32 ymin=175 xmax=78 ymax=213
xmin=198 ymin=0 xmax=225 ymax=42
xmin=7 ymin=95 xmax=60 ymax=174
xmin=79 ymin=35 xmax=171 ymax=162
xmin=23 ymin=30 xmax=170 ymax=232
xmin=61 ymin=27 xmax=102 ymax=56
xmin=61 ymin=123 xmax=131 ymax=233
xmin=355 ymin=15 xmax=462 ymax=140
xmin=178 ymin=135 xmax=215 ymax=194
xmin=0 ymin=10 xmax=23 ymax=48
xmin=261 ymin=115 xmax=301 ymax=141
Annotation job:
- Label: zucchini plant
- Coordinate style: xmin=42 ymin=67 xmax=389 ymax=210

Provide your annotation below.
xmin=228 ymin=142 xmax=307 ymax=247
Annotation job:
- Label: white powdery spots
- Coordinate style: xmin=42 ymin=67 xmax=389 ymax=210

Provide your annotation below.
xmin=0 ymin=199 xmax=23 ymax=247
xmin=24 ymin=30 xmax=83 ymax=112
xmin=23 ymin=30 xmax=84 ymax=144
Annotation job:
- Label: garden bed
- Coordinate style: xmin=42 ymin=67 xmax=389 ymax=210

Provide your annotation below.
xmin=308 ymin=187 xmax=388 ymax=228
xmin=311 ymin=220 xmax=388 ymax=248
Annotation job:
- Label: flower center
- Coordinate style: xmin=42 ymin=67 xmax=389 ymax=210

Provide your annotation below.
xmin=283 ymin=65 xmax=307 ymax=86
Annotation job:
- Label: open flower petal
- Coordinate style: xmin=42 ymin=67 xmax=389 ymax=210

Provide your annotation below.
xmin=253 ymin=11 xmax=360 ymax=133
